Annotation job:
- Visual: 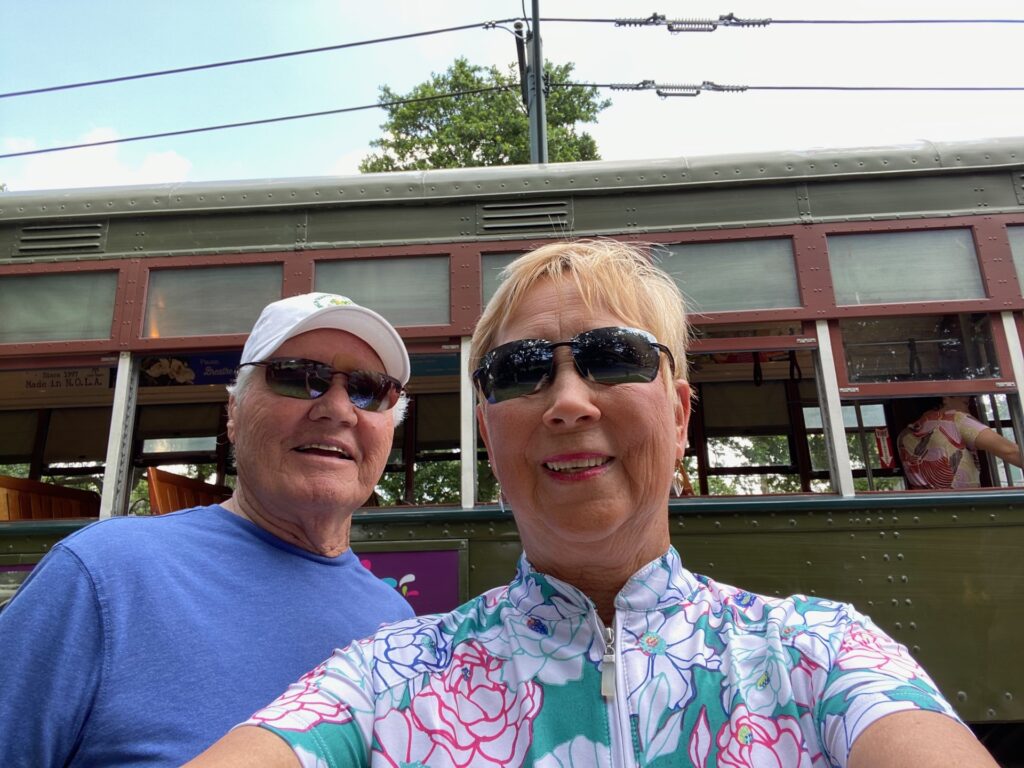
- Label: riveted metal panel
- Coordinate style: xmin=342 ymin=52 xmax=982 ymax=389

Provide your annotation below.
xmin=807 ymin=172 xmax=1020 ymax=220
xmin=2 ymin=139 xmax=1021 ymax=225
xmin=107 ymin=211 xmax=306 ymax=257
xmin=307 ymin=202 xmax=478 ymax=246
xmin=572 ymin=187 xmax=804 ymax=234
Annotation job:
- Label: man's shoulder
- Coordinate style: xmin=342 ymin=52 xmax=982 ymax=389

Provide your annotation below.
xmin=58 ymin=505 xmax=224 ymax=560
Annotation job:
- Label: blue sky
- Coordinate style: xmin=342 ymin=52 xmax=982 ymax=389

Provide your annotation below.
xmin=1 ymin=0 xmax=1021 ymax=191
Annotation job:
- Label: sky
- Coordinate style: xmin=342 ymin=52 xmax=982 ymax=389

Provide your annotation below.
xmin=1 ymin=0 xmax=1021 ymax=192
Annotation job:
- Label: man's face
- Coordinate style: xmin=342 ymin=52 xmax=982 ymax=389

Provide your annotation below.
xmin=227 ymin=328 xmax=396 ymax=520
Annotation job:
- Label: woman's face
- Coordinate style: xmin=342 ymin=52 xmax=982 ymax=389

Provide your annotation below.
xmin=477 ymin=277 xmax=690 ymax=561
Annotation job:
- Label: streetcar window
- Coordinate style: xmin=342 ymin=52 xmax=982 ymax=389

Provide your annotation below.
xmin=804 ymin=403 xmax=904 ymax=492
xmin=688 ymin=351 xmax=821 ymax=495
xmin=481 ymin=252 xmax=520 ymax=305
xmin=144 ymin=264 xmax=281 ymax=338
xmin=0 ymin=272 xmax=117 ymax=343
xmin=662 ymin=239 xmax=799 ymax=312
xmin=44 ymin=408 xmax=112 ymax=463
xmin=0 ymin=410 xmax=37 ymax=461
xmin=1008 ymin=226 xmax=1024 ymax=293
xmin=376 ymin=392 xmax=469 ymax=506
xmin=143 ymin=437 xmax=218 ymax=454
xmin=840 ymin=314 xmax=998 ymax=383
xmin=975 ymin=393 xmax=1024 ymax=487
xmin=315 ymin=256 xmax=449 ymax=327
xmin=828 ymin=229 xmax=982 ymax=305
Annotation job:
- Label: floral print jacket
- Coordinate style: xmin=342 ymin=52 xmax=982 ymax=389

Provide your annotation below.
xmin=247 ymin=547 xmax=957 ymax=767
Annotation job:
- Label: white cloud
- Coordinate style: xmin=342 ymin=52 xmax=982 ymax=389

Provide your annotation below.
xmin=1 ymin=128 xmax=192 ymax=191
xmin=327 ymin=147 xmax=368 ymax=176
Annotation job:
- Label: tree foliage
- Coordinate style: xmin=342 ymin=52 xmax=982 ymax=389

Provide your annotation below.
xmin=360 ymin=57 xmax=610 ymax=172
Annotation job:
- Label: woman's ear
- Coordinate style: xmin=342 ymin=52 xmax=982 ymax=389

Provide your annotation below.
xmin=476 ymin=404 xmax=499 ymax=484
xmin=674 ymin=380 xmax=692 ymax=460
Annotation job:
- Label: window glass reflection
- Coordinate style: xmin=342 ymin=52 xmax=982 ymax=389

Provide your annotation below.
xmin=662 ymin=239 xmax=800 ymax=313
xmin=828 ymin=229 xmax=983 ymax=305
xmin=840 ymin=314 xmax=999 ymax=383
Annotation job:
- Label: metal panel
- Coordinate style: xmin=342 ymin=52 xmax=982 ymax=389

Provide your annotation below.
xmin=807 ymin=172 xmax=1019 ymax=220
xmin=308 ymin=203 xmax=477 ymax=246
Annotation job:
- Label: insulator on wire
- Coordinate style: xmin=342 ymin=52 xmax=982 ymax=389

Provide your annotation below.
xmin=717 ymin=13 xmax=771 ymax=28
xmin=656 ymin=84 xmax=703 ymax=97
xmin=701 ymin=81 xmax=749 ymax=92
xmin=615 ymin=13 xmax=667 ymax=28
xmin=667 ymin=19 xmax=719 ymax=32
xmin=609 ymin=79 xmax=657 ymax=91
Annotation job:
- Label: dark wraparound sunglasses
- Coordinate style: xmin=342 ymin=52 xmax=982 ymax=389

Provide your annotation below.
xmin=473 ymin=326 xmax=676 ymax=404
xmin=240 ymin=358 xmax=403 ymax=412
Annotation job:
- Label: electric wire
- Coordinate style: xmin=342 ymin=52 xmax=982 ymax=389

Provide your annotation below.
xmin=3 ymin=14 xmax=1021 ymax=100
xmin=4 ymin=75 xmax=1020 ymax=160
xmin=0 ymin=19 xmax=518 ymax=100
xmin=0 ymin=86 xmax=513 ymax=160
xmin=541 ymin=15 xmax=1024 ymax=25
xmin=560 ymin=81 xmax=1024 ymax=95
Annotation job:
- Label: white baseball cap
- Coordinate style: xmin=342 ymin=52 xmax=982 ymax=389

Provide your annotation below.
xmin=241 ymin=293 xmax=410 ymax=385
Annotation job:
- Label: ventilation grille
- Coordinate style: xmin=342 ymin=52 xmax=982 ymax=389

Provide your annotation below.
xmin=476 ymin=199 xmax=572 ymax=234
xmin=15 ymin=222 xmax=107 ymax=256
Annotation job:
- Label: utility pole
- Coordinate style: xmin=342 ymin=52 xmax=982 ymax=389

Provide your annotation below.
xmin=516 ymin=1 xmax=548 ymax=163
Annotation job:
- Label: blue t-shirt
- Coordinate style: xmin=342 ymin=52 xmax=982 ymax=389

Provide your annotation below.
xmin=0 ymin=505 xmax=413 ymax=767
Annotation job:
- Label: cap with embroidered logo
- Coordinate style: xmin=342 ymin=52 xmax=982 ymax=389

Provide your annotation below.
xmin=241 ymin=293 xmax=410 ymax=384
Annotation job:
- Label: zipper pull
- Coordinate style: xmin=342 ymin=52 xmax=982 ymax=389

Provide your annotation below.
xmin=601 ymin=625 xmax=615 ymax=699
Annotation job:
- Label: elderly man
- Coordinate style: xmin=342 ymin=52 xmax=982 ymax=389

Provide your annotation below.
xmin=0 ymin=293 xmax=415 ymax=767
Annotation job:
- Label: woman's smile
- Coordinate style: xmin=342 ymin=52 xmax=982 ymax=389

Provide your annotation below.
xmin=541 ymin=453 xmax=614 ymax=481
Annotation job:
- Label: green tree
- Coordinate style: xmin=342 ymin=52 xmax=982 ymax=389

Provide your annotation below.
xmin=360 ymin=57 xmax=610 ymax=172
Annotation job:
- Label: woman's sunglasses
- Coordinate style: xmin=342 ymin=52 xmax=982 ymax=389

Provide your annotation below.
xmin=473 ymin=326 xmax=676 ymax=404
xmin=240 ymin=358 xmax=403 ymax=412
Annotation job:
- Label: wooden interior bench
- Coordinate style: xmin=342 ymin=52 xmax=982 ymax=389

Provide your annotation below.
xmin=147 ymin=467 xmax=232 ymax=515
xmin=0 ymin=475 xmax=101 ymax=521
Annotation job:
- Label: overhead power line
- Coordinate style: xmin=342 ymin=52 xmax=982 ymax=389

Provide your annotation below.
xmin=0 ymin=86 xmax=513 ymax=160
xmin=545 ymin=13 xmax=1024 ymax=31
xmin=0 ymin=19 xmax=518 ymax=100
xmin=3 ymin=13 xmax=1021 ymax=101
xmin=3 ymin=79 xmax=1021 ymax=160
xmin=573 ymin=80 xmax=1024 ymax=97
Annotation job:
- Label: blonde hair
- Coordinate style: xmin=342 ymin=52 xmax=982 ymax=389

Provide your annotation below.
xmin=471 ymin=239 xmax=689 ymax=387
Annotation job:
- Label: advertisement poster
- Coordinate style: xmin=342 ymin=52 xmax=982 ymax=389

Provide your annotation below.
xmin=357 ymin=548 xmax=462 ymax=615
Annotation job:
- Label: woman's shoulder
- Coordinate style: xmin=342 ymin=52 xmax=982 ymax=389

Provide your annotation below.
xmin=690 ymin=573 xmax=861 ymax=638
xmin=345 ymin=583 xmax=512 ymax=667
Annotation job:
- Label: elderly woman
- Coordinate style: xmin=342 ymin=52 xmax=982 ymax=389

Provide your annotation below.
xmin=188 ymin=241 xmax=995 ymax=767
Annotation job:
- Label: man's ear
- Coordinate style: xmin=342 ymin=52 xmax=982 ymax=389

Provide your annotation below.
xmin=674 ymin=380 xmax=692 ymax=460
xmin=226 ymin=395 xmax=237 ymax=444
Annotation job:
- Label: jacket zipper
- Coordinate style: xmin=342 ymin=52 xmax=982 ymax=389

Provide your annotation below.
xmin=599 ymin=615 xmax=635 ymax=766
xmin=602 ymin=624 xmax=616 ymax=699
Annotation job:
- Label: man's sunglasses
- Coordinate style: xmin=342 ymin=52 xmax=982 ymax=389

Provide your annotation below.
xmin=240 ymin=358 xmax=403 ymax=412
xmin=473 ymin=326 xmax=676 ymax=404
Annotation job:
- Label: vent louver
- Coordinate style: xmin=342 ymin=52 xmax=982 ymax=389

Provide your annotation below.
xmin=15 ymin=222 xmax=107 ymax=256
xmin=476 ymin=199 xmax=572 ymax=234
